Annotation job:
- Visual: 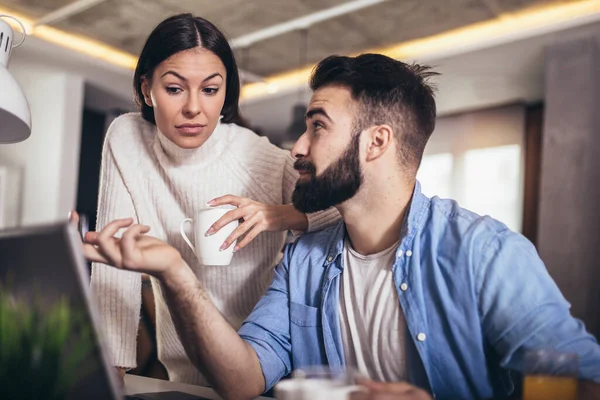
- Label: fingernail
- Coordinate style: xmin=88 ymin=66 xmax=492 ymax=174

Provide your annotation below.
xmin=219 ymin=244 xmax=227 ymax=251
xmin=233 ymin=246 xmax=239 ymax=253
xmin=205 ymin=227 xmax=214 ymax=236
xmin=68 ymin=211 xmax=72 ymax=220
xmin=206 ymin=200 xmax=216 ymax=206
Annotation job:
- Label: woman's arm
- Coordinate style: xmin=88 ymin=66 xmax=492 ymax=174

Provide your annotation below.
xmin=206 ymin=153 xmax=341 ymax=251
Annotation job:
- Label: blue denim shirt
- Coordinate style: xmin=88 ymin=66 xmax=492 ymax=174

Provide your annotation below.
xmin=238 ymin=182 xmax=600 ymax=399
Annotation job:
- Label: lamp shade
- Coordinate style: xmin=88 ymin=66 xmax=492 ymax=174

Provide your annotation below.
xmin=0 ymin=17 xmax=31 ymax=144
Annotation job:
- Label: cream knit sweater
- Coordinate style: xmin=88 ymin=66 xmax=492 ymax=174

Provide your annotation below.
xmin=90 ymin=113 xmax=339 ymax=385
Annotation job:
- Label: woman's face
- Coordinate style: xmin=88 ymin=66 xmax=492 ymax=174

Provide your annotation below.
xmin=142 ymin=47 xmax=227 ymax=149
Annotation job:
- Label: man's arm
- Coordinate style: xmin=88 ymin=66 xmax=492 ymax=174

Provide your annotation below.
xmin=476 ymin=229 xmax=600 ymax=382
xmin=81 ymin=220 xmax=267 ymax=400
xmin=160 ymin=266 xmax=265 ymax=400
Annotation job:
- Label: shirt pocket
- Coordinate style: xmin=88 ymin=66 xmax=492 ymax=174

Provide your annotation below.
xmin=290 ymin=301 xmax=320 ymax=327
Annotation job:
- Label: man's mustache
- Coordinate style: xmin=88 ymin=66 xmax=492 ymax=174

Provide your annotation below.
xmin=293 ymin=159 xmax=316 ymax=175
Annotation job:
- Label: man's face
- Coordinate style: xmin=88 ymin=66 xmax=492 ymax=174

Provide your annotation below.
xmin=291 ymin=86 xmax=364 ymax=213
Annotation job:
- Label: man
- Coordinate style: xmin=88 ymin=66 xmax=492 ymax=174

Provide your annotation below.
xmin=82 ymin=54 xmax=600 ymax=400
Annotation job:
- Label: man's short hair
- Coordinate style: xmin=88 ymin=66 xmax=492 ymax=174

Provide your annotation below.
xmin=309 ymin=53 xmax=438 ymax=171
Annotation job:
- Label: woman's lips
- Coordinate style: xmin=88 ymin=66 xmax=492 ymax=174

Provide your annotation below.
xmin=175 ymin=124 xmax=206 ymax=135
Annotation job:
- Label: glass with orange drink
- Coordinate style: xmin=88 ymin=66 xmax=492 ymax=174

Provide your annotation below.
xmin=523 ymin=349 xmax=578 ymax=400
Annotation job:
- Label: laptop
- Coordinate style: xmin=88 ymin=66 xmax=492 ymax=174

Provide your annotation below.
xmin=0 ymin=222 xmax=212 ymax=400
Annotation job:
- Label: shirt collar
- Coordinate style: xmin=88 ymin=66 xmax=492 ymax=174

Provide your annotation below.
xmin=323 ymin=181 xmax=430 ymax=267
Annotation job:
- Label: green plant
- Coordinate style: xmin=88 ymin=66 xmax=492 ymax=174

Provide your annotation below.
xmin=0 ymin=283 xmax=97 ymax=400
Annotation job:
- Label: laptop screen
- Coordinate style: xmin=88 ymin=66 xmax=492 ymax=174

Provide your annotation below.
xmin=0 ymin=222 xmax=122 ymax=400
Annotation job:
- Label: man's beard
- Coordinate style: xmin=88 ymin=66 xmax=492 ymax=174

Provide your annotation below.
xmin=292 ymin=133 xmax=363 ymax=213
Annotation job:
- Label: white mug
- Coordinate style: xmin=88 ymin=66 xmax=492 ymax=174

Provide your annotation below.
xmin=180 ymin=206 xmax=238 ymax=266
xmin=274 ymin=379 xmax=363 ymax=400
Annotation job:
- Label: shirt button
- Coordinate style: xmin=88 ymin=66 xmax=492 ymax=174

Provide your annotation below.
xmin=397 ymin=250 xmax=404 ymax=257
xmin=406 ymin=250 xmax=413 ymax=257
xmin=400 ymin=283 xmax=408 ymax=291
xmin=417 ymin=333 xmax=426 ymax=342
xmin=327 ymin=256 xmax=333 ymax=262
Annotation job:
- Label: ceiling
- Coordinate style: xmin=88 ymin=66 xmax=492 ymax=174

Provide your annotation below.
xmin=0 ymin=0 xmax=580 ymax=78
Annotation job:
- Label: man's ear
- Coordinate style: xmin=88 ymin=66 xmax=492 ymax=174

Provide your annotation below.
xmin=365 ymin=124 xmax=393 ymax=162
xmin=141 ymin=76 xmax=153 ymax=107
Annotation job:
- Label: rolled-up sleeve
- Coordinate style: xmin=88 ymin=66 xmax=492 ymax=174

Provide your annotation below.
xmin=239 ymin=244 xmax=295 ymax=391
xmin=476 ymin=230 xmax=600 ymax=382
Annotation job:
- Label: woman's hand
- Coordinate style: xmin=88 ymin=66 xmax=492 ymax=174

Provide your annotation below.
xmin=80 ymin=218 xmax=187 ymax=280
xmin=206 ymin=195 xmax=308 ymax=252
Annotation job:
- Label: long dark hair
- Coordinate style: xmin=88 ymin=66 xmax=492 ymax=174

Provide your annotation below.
xmin=133 ymin=13 xmax=248 ymax=127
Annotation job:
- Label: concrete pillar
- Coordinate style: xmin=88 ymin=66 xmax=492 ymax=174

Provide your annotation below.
xmin=538 ymin=36 xmax=600 ymax=338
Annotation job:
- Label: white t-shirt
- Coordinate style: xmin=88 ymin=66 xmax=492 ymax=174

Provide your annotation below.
xmin=339 ymin=237 xmax=407 ymax=381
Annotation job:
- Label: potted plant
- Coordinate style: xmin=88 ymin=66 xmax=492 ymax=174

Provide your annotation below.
xmin=0 ymin=284 xmax=96 ymax=400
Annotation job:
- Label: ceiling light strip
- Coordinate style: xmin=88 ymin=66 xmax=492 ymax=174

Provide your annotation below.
xmin=240 ymin=0 xmax=600 ymax=101
xmin=2 ymin=1 xmax=600 ymax=103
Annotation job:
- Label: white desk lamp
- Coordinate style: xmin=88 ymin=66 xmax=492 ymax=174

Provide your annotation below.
xmin=0 ymin=15 xmax=31 ymax=143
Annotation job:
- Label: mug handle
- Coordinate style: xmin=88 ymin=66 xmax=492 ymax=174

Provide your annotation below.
xmin=180 ymin=218 xmax=196 ymax=255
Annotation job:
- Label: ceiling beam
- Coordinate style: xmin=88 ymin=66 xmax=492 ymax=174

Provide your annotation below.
xmin=33 ymin=0 xmax=107 ymax=27
xmin=478 ymin=0 xmax=504 ymax=17
xmin=230 ymin=0 xmax=390 ymax=49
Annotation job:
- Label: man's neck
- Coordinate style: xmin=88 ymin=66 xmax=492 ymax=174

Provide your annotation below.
xmin=339 ymin=178 xmax=415 ymax=255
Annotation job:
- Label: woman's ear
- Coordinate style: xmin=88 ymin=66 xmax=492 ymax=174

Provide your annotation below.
xmin=365 ymin=124 xmax=393 ymax=162
xmin=141 ymin=76 xmax=153 ymax=107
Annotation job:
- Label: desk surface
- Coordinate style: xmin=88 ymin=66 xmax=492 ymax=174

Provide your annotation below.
xmin=124 ymin=374 xmax=271 ymax=400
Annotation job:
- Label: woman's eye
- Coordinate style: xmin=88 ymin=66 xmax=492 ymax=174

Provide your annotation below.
xmin=166 ymin=87 xmax=182 ymax=94
xmin=203 ymin=87 xmax=219 ymax=95
xmin=313 ymin=121 xmax=324 ymax=130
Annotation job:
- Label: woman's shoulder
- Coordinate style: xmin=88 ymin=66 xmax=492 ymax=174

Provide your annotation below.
xmin=222 ymin=122 xmax=289 ymax=160
xmin=105 ymin=112 xmax=156 ymax=147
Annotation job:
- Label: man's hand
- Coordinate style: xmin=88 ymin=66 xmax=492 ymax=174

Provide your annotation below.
xmin=81 ymin=218 xmax=187 ymax=281
xmin=351 ymin=380 xmax=433 ymax=400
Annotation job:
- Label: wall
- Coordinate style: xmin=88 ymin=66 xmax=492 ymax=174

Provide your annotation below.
xmin=537 ymin=35 xmax=600 ymax=338
xmin=0 ymin=59 xmax=84 ymax=226
xmin=0 ymin=30 xmax=133 ymax=228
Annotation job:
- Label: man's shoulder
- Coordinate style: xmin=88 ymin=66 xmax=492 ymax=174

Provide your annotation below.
xmin=286 ymin=221 xmax=344 ymax=262
xmin=423 ymin=196 xmax=534 ymax=263
xmin=295 ymin=220 xmax=344 ymax=245
xmin=428 ymin=196 xmax=513 ymax=240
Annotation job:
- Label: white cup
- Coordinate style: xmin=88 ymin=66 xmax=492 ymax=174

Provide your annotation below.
xmin=180 ymin=206 xmax=239 ymax=266
xmin=275 ymin=367 xmax=364 ymax=400
xmin=274 ymin=379 xmax=362 ymax=400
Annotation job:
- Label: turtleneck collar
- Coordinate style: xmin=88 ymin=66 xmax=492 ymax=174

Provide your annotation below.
xmin=154 ymin=116 xmax=227 ymax=167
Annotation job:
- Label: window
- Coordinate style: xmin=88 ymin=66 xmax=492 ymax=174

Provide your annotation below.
xmin=417 ymin=105 xmax=525 ymax=232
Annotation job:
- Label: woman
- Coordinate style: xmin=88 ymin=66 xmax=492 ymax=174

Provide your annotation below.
xmin=89 ymin=13 xmax=338 ymax=385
